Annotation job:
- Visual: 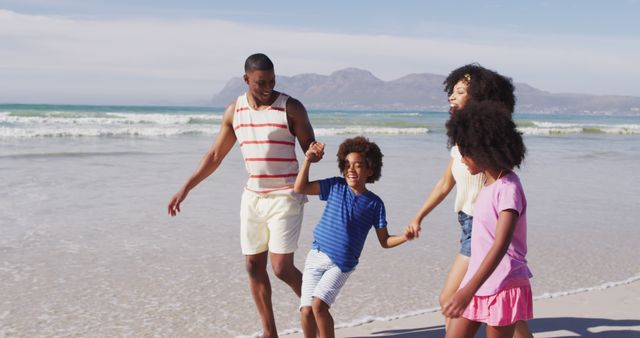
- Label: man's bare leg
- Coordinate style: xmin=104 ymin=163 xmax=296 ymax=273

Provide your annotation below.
xmin=246 ymin=252 xmax=277 ymax=338
xmin=270 ymin=252 xmax=302 ymax=297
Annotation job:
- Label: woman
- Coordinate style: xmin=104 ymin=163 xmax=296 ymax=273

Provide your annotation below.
xmin=407 ymin=64 xmax=532 ymax=337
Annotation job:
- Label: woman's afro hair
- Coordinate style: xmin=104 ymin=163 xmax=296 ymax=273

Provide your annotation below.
xmin=444 ymin=63 xmax=516 ymax=113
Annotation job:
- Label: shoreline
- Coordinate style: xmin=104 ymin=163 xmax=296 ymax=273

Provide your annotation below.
xmin=273 ymin=275 xmax=640 ymax=338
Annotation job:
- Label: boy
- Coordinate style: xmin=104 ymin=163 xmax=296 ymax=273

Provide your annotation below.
xmin=294 ymin=136 xmax=413 ymax=338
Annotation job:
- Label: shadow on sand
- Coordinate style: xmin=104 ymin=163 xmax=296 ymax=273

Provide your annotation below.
xmin=344 ymin=317 xmax=640 ymax=337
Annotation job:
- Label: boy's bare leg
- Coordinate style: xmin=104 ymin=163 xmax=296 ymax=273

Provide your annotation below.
xmin=300 ymin=306 xmax=318 ymax=338
xmin=312 ymin=298 xmax=334 ymax=338
xmin=246 ymin=252 xmax=277 ymax=338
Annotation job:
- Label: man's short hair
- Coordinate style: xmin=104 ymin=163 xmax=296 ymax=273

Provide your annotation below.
xmin=245 ymin=53 xmax=274 ymax=72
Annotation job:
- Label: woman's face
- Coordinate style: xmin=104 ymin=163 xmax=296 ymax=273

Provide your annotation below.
xmin=448 ymin=80 xmax=470 ymax=113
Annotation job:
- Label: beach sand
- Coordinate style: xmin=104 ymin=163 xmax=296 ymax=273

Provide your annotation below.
xmin=284 ymin=278 xmax=640 ymax=337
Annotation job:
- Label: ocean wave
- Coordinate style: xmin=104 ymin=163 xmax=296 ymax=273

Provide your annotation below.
xmin=0 ymin=112 xmax=223 ymax=126
xmin=534 ymin=274 xmax=640 ymax=300
xmin=0 ymin=151 xmax=149 ymax=159
xmin=315 ymin=127 xmax=429 ymax=136
xmin=0 ymin=126 xmax=428 ymax=138
xmin=519 ymin=121 xmax=640 ymax=135
xmin=0 ymin=126 xmax=219 ymax=138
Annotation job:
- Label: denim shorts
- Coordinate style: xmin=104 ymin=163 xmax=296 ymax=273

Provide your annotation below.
xmin=458 ymin=211 xmax=473 ymax=257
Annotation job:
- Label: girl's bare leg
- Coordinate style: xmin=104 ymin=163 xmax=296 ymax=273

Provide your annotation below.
xmin=486 ymin=323 xmax=516 ymax=338
xmin=446 ymin=317 xmax=481 ymax=338
xmin=514 ymin=320 xmax=533 ymax=338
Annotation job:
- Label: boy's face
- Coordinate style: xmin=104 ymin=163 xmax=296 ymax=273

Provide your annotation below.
xmin=461 ymin=155 xmax=483 ymax=175
xmin=343 ymin=152 xmax=372 ymax=191
xmin=244 ymin=69 xmax=276 ymax=104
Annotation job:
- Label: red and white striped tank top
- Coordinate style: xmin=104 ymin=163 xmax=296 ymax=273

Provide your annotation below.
xmin=233 ymin=92 xmax=301 ymax=197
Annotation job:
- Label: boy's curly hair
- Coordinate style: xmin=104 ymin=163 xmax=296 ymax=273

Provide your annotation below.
xmin=446 ymin=101 xmax=526 ymax=170
xmin=337 ymin=136 xmax=383 ymax=183
xmin=443 ymin=63 xmax=516 ymax=113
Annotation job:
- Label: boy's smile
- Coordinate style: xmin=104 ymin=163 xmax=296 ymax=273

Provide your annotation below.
xmin=343 ymin=152 xmax=371 ymax=194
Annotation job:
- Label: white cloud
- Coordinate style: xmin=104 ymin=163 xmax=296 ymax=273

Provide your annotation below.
xmin=1 ymin=9 xmax=639 ymax=105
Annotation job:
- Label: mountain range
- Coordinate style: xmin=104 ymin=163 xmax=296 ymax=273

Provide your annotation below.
xmin=212 ymin=68 xmax=640 ymax=115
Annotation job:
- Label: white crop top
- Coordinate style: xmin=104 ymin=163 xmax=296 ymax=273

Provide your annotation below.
xmin=450 ymin=146 xmax=485 ymax=215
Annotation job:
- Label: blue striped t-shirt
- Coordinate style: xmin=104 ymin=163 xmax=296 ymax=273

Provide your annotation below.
xmin=311 ymin=177 xmax=387 ymax=272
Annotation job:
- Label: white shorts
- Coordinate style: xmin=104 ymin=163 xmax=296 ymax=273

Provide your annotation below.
xmin=300 ymin=249 xmax=353 ymax=309
xmin=240 ymin=190 xmax=304 ymax=255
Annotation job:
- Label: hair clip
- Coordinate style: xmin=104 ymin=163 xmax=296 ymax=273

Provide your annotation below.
xmin=464 ymin=73 xmax=472 ymax=83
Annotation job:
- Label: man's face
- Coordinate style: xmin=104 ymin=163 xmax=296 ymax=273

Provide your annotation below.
xmin=244 ymin=69 xmax=276 ymax=103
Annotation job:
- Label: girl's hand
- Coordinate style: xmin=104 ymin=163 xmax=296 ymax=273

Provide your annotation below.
xmin=442 ymin=287 xmax=474 ymax=318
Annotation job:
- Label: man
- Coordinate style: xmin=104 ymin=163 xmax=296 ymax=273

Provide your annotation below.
xmin=168 ymin=53 xmax=320 ymax=337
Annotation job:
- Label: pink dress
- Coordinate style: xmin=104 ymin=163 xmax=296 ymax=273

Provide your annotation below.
xmin=459 ymin=172 xmax=533 ymax=326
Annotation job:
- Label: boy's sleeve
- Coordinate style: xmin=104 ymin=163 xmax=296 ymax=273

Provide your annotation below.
xmin=497 ymin=181 xmax=524 ymax=215
xmin=374 ymin=200 xmax=388 ymax=229
xmin=319 ymin=177 xmax=337 ymax=201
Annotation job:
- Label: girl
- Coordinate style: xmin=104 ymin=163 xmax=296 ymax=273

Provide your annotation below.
xmin=406 ymin=64 xmax=534 ymax=335
xmin=442 ymin=101 xmax=532 ymax=338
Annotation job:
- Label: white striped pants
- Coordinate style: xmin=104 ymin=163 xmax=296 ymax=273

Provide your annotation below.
xmin=300 ymin=249 xmax=353 ymax=310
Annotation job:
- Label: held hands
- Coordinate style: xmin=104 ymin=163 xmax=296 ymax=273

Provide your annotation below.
xmin=402 ymin=229 xmax=416 ymax=241
xmin=404 ymin=219 xmax=422 ymax=239
xmin=306 ymin=141 xmax=325 ymax=163
xmin=441 ymin=286 xmax=474 ymax=318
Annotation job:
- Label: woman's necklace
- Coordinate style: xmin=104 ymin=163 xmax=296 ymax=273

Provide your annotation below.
xmin=496 ymin=169 xmax=505 ymax=181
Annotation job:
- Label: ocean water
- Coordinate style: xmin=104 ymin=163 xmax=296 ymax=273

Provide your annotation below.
xmin=1 ymin=104 xmax=639 ymax=337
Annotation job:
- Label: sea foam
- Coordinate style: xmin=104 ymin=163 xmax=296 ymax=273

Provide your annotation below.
xmin=519 ymin=121 xmax=640 ymax=135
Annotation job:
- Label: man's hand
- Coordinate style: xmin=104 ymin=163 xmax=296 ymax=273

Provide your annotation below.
xmin=306 ymin=142 xmax=325 ymax=163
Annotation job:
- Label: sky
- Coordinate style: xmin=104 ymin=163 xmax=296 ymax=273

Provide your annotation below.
xmin=1 ymin=0 xmax=639 ymax=105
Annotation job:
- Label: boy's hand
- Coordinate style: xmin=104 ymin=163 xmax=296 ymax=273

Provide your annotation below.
xmin=306 ymin=142 xmax=325 ymax=163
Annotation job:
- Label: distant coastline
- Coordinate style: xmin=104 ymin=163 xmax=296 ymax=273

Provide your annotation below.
xmin=212 ymin=68 xmax=640 ymax=115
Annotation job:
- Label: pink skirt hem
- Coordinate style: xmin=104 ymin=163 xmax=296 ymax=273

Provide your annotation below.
xmin=462 ymin=285 xmax=533 ymax=326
